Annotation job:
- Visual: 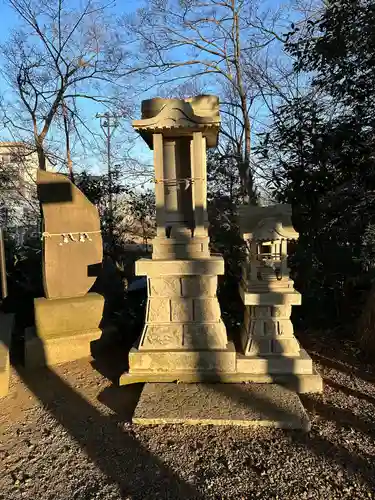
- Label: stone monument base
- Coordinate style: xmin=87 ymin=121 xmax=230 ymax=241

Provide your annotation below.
xmin=120 ymin=365 xmax=322 ymax=393
xmin=25 ymin=293 xmax=104 ymax=368
xmin=0 ymin=313 xmax=14 ymax=397
xmin=132 ymin=383 xmax=311 ymax=430
xmin=236 ymin=348 xmax=314 ymax=374
xmin=24 ymin=327 xmax=102 ymax=368
xmin=125 ymin=341 xmax=236 ymax=376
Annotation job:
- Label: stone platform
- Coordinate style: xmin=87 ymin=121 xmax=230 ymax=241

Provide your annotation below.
xmin=0 ymin=313 xmax=14 ymax=397
xmin=25 ymin=293 xmax=104 ymax=368
xmin=120 ymin=368 xmax=322 ymax=393
xmin=132 ymin=383 xmax=311 ymax=430
xmin=24 ymin=327 xmax=102 ymax=368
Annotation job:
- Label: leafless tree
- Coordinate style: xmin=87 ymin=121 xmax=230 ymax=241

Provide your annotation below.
xmin=123 ymin=0 xmax=289 ymax=202
xmin=0 ymin=0 xmax=135 ymax=175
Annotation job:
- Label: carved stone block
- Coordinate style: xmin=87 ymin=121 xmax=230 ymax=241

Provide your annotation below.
xmin=246 ymin=339 xmax=272 ymax=356
xmin=149 ymin=277 xmax=181 ymax=297
xmin=181 ymin=276 xmax=217 ymax=297
xmin=193 ymin=298 xmax=221 ymax=322
xmin=272 ymin=338 xmax=300 ymax=356
xmin=171 ymin=299 xmax=194 ymax=322
xmin=183 ymin=322 xmax=227 ymax=349
xmin=147 ymin=298 xmax=171 ymax=323
xmin=141 ymin=325 xmax=183 ymax=349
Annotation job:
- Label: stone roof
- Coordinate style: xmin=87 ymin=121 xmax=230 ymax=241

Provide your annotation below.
xmin=239 ymin=204 xmax=299 ymax=241
xmin=132 ymin=95 xmax=220 ymax=148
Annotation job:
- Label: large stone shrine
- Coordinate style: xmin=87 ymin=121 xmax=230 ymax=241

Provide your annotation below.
xmin=24 ymin=170 xmax=105 ymax=367
xmin=120 ymin=96 xmax=236 ymax=383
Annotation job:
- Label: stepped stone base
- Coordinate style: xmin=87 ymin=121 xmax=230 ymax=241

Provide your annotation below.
xmin=0 ymin=313 xmax=14 ymax=397
xmin=26 ymin=293 xmax=104 ymax=368
xmin=236 ymin=348 xmax=314 ymax=374
xmin=34 ymin=293 xmax=104 ymax=338
xmin=136 ymin=257 xmax=224 ymax=276
xmin=128 ymin=341 xmax=237 ymax=374
xmin=120 ymin=367 xmax=322 ymax=393
xmin=132 ymin=383 xmax=311 ymax=430
xmin=25 ymin=327 xmax=102 ymax=368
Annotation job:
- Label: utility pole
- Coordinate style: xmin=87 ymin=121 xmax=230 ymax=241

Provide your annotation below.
xmin=96 ymin=112 xmax=121 ymax=246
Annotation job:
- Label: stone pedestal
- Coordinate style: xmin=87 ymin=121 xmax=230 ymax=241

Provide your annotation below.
xmin=121 ymin=96 xmax=237 ymax=383
xmin=25 ymin=293 xmax=104 ymax=367
xmin=122 ymin=257 xmax=236 ymax=382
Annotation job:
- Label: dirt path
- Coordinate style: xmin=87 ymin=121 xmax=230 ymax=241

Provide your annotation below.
xmin=1 ymin=336 xmax=375 ymax=500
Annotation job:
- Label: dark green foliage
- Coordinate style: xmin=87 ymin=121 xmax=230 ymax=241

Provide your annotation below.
xmin=207 ymin=148 xmax=246 ymax=332
xmin=75 ymin=168 xmax=126 ymax=248
xmin=257 ymin=0 xmax=375 ymax=329
xmin=126 ymin=189 xmax=156 ymax=247
xmin=2 ymin=232 xmax=43 ymax=326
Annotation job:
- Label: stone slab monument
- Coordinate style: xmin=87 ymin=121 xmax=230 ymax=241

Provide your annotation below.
xmin=24 ymin=170 xmax=105 ymax=367
xmin=120 ymin=96 xmax=237 ymax=383
xmin=237 ymin=203 xmax=322 ymax=392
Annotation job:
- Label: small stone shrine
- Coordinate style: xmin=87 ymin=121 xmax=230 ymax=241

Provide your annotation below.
xmin=24 ymin=170 xmax=104 ymax=367
xmin=237 ymin=203 xmax=322 ymax=392
xmin=121 ymin=96 xmax=236 ymax=383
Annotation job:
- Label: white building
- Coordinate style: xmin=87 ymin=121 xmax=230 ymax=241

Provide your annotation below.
xmin=0 ymin=142 xmax=52 ymax=242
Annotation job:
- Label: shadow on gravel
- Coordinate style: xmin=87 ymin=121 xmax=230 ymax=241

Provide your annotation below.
xmin=12 ymin=361 xmax=202 ymax=500
xmin=293 ymin=394 xmax=375 ymax=487
xmin=323 ymin=376 xmax=375 ymax=405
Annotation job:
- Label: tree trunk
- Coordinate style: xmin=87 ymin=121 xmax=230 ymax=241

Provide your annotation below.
xmin=62 ymin=100 xmax=74 ymax=182
xmin=36 ymin=141 xmax=46 ymax=171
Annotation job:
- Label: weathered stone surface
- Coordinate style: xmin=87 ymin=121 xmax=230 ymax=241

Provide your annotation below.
xmin=236 ymin=349 xmax=314 ymax=375
xmin=171 ymin=299 xmax=193 ymax=322
xmin=128 ymin=344 xmax=236 ymax=373
xmin=193 ymin=298 xmax=221 ymax=322
xmin=140 ymin=325 xmax=183 ymax=349
xmin=149 ymin=277 xmax=181 ymax=297
xmin=183 ymin=322 xmax=227 ymax=349
xmin=25 ymin=326 xmax=101 ymax=368
xmin=181 ymin=276 xmax=217 ymax=297
xmin=136 ymin=257 xmax=225 ymax=277
xmin=147 ymin=298 xmax=171 ymax=323
xmin=132 ymin=383 xmax=311 ymax=430
xmin=37 ymin=170 xmax=103 ymax=299
xmin=34 ymin=293 xmax=104 ymax=338
xmin=0 ymin=313 xmax=14 ymax=397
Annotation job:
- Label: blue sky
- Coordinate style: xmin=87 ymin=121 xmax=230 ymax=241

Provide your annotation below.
xmin=0 ymin=0 xmax=298 ymax=181
xmin=0 ymin=0 xmax=152 ymax=178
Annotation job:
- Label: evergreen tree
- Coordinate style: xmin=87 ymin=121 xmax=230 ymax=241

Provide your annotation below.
xmin=257 ymin=0 xmax=375 ymax=330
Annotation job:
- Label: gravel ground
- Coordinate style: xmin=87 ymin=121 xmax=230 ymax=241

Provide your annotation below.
xmin=1 ymin=332 xmax=375 ymax=500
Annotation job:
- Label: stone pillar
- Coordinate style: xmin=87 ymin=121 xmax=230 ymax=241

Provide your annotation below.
xmin=120 ymin=96 xmax=236 ymax=384
xmin=153 ymin=134 xmax=166 ymax=237
xmin=163 ymin=139 xmax=182 ymax=228
xmin=191 ymin=132 xmax=208 ymax=237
